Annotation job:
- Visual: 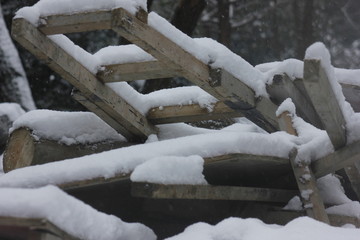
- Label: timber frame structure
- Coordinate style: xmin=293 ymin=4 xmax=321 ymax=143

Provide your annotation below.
xmin=3 ymin=6 xmax=360 ymax=239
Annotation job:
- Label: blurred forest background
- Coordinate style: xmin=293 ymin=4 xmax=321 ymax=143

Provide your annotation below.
xmin=1 ymin=0 xmax=360 ymax=111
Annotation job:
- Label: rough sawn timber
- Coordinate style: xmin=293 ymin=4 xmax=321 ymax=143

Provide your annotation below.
xmin=11 ymin=17 xmax=157 ymax=141
xmin=131 ymin=182 xmax=298 ymax=203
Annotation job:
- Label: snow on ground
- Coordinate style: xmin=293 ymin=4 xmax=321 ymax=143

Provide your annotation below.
xmin=165 ymin=217 xmax=360 ymax=240
xmin=0 ymin=185 xmax=156 ymax=240
xmin=10 ymin=110 xmax=126 ymax=145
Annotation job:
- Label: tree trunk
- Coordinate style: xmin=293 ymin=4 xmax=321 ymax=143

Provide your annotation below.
xmin=0 ymin=3 xmax=36 ymax=111
xmin=217 ymin=0 xmax=231 ymax=47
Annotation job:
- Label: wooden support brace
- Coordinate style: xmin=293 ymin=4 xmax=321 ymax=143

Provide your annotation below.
xmin=289 ymin=148 xmax=330 ymax=224
xmin=110 ymin=8 xmax=279 ymax=132
xmin=131 ymin=182 xmax=298 ymax=203
xmin=12 ymin=17 xmax=157 ymax=141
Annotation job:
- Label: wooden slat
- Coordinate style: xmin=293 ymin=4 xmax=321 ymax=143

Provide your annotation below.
xmin=39 ymin=10 xmax=113 ymax=35
xmin=312 ymin=140 xmax=360 ymax=178
xmin=131 ymin=182 xmax=298 ymax=203
xmin=97 ymin=60 xmax=181 ymax=82
xmin=267 ymin=74 xmax=323 ymax=129
xmin=111 ymin=8 xmax=279 ymax=132
xmin=0 ymin=217 xmax=79 ymax=240
xmin=147 ymin=101 xmax=243 ymax=124
xmin=342 ymin=83 xmax=360 ymax=112
xmin=12 ymin=17 xmax=157 ymax=141
xmin=277 ymin=111 xmax=297 ymax=136
xmin=303 ymin=59 xmax=347 ymax=149
xmin=289 ymin=148 xmax=330 ymax=224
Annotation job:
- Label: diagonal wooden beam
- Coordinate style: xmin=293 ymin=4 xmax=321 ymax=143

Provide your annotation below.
xmin=97 ymin=60 xmax=181 ymax=82
xmin=131 ymin=182 xmax=298 ymax=203
xmin=110 ymin=8 xmax=279 ymax=132
xmin=12 ymin=17 xmax=157 ymax=141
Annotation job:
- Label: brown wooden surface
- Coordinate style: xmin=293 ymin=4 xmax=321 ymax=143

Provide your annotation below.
xmin=12 ymin=17 xmax=157 ymax=141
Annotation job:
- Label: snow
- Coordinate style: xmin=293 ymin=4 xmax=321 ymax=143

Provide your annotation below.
xmin=283 ymin=196 xmax=302 ymax=211
xmin=275 ymin=98 xmax=296 ymax=117
xmin=317 ymin=174 xmax=352 ymax=205
xmin=15 ymin=0 xmax=147 ymax=25
xmin=0 ymin=154 xmax=3 ymax=174
xmin=0 ymin=185 xmax=156 ymax=240
xmin=326 ymin=201 xmax=360 ymax=219
xmin=166 ymin=217 xmax=360 ymax=240
xmin=130 ymin=155 xmax=207 ymax=185
xmin=10 ymin=110 xmax=126 ymax=145
xmin=0 ymin=103 xmax=25 ymax=122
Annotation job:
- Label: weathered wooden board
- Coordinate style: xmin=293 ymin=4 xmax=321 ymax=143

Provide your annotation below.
xmin=303 ymin=59 xmax=346 ymax=149
xmin=12 ymin=17 xmax=157 ymax=141
xmin=111 ymin=8 xmax=279 ymax=132
xmin=131 ymin=182 xmax=298 ymax=203
xmin=267 ymin=74 xmax=323 ymax=129
xmin=98 ymin=60 xmax=181 ymax=82
xmin=0 ymin=217 xmax=79 ymax=240
xmin=342 ymin=83 xmax=360 ymax=112
xmin=3 ymin=128 xmax=133 ymax=173
xmin=289 ymin=148 xmax=329 ymax=224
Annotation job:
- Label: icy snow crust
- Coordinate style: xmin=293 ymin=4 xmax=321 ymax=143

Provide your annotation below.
xmin=0 ymin=186 xmax=156 ymax=240
xmin=166 ymin=217 xmax=360 ymax=240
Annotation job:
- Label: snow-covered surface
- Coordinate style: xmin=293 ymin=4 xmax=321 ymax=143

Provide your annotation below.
xmin=0 ymin=103 xmax=25 ymax=122
xmin=130 ymin=155 xmax=207 ymax=185
xmin=326 ymin=201 xmax=360 ymax=219
xmin=317 ymin=174 xmax=352 ymax=205
xmin=15 ymin=0 xmax=147 ymax=25
xmin=0 ymin=185 xmax=156 ymax=240
xmin=166 ymin=217 xmax=360 ymax=240
xmin=0 ymin=154 xmax=3 ymax=174
xmin=10 ymin=110 xmax=126 ymax=145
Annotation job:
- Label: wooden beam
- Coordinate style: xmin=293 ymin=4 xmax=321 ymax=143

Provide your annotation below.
xmin=267 ymin=74 xmax=323 ymax=129
xmin=303 ymin=59 xmax=346 ymax=149
xmin=277 ymin=111 xmax=297 ymax=136
xmin=131 ymin=182 xmax=298 ymax=203
xmin=3 ymin=128 xmax=133 ymax=173
xmin=38 ymin=10 xmax=112 ymax=35
xmin=12 ymin=17 xmax=157 ymax=141
xmin=0 ymin=217 xmax=79 ymax=240
xmin=97 ymin=60 xmax=181 ymax=83
xmin=289 ymin=148 xmax=330 ymax=224
xmin=342 ymin=83 xmax=360 ymax=112
xmin=111 ymin=8 xmax=279 ymax=132
xmin=312 ymin=140 xmax=360 ymax=178
xmin=147 ymin=101 xmax=243 ymax=124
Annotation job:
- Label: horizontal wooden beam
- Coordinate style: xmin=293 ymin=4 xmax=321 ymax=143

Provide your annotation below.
xmin=38 ymin=10 xmax=113 ymax=35
xmin=98 ymin=60 xmax=181 ymax=82
xmin=3 ymin=128 xmax=133 ymax=173
xmin=312 ymin=140 xmax=360 ymax=178
xmin=111 ymin=8 xmax=279 ymax=132
xmin=12 ymin=17 xmax=157 ymax=141
xmin=147 ymin=101 xmax=243 ymax=124
xmin=131 ymin=182 xmax=298 ymax=203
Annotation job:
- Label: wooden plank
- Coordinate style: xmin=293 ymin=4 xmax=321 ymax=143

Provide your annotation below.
xmin=111 ymin=8 xmax=279 ymax=132
xmin=303 ymin=59 xmax=347 ymax=149
xmin=0 ymin=217 xmax=79 ymax=240
xmin=12 ymin=18 xmax=157 ymax=141
xmin=344 ymin=164 xmax=360 ymax=200
xmin=289 ymin=148 xmax=330 ymax=224
xmin=267 ymin=74 xmax=323 ymax=129
xmin=342 ymin=83 xmax=360 ymax=112
xmin=97 ymin=60 xmax=181 ymax=83
xmin=39 ymin=10 xmax=112 ymax=35
xmin=312 ymin=140 xmax=360 ymax=178
xmin=277 ymin=111 xmax=297 ymax=136
xmin=147 ymin=101 xmax=243 ymax=124
xmin=60 ymin=173 xmax=130 ymax=190
xmin=3 ymin=128 xmax=133 ymax=173
xmin=131 ymin=182 xmax=298 ymax=203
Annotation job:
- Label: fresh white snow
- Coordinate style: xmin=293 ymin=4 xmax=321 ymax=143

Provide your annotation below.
xmin=0 ymin=185 xmax=156 ymax=240
xmin=0 ymin=102 xmax=25 ymax=122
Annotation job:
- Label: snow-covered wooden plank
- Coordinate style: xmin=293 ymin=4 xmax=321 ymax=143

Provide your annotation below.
xmin=303 ymin=59 xmax=347 ymax=149
xmin=0 ymin=217 xmax=79 ymax=240
xmin=289 ymin=148 xmax=330 ymax=224
xmin=3 ymin=128 xmax=132 ymax=173
xmin=97 ymin=60 xmax=180 ymax=83
xmin=111 ymin=8 xmax=279 ymax=132
xmin=267 ymin=74 xmax=323 ymax=129
xmin=312 ymin=140 xmax=360 ymax=178
xmin=38 ymin=10 xmax=113 ymax=35
xmin=12 ymin=17 xmax=157 ymax=141
xmin=131 ymin=182 xmax=298 ymax=203
xmin=147 ymin=101 xmax=243 ymax=124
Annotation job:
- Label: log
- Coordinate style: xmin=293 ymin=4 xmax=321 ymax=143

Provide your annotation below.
xmin=3 ymin=128 xmax=133 ymax=173
xmin=12 ymin=17 xmax=157 ymax=141
xmin=0 ymin=217 xmax=79 ymax=240
xmin=131 ymin=182 xmax=298 ymax=203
